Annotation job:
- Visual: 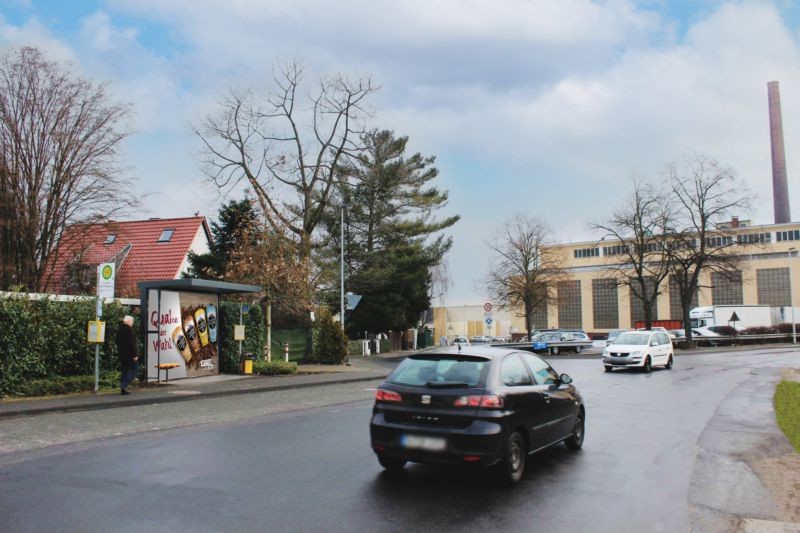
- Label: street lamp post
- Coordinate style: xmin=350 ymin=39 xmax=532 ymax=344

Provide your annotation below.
xmin=340 ymin=204 xmax=345 ymax=332
xmin=790 ymin=247 xmax=796 ymax=343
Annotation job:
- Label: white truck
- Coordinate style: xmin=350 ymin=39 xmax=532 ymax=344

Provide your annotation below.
xmin=689 ymin=305 xmax=799 ymax=330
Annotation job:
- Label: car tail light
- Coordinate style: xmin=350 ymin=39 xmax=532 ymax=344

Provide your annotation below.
xmin=375 ymin=389 xmax=402 ymax=402
xmin=454 ymin=394 xmax=504 ymax=408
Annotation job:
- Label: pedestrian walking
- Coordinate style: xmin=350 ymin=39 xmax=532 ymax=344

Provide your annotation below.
xmin=117 ymin=315 xmax=139 ymax=395
xmin=440 ymin=335 xmax=449 ymax=347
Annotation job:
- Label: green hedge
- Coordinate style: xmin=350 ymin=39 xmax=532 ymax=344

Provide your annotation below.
xmin=8 ymin=371 xmax=122 ymax=397
xmin=271 ymin=328 xmax=308 ymax=362
xmin=219 ymin=302 xmax=266 ymax=373
xmin=253 ymin=360 xmax=297 ymax=375
xmin=0 ymin=295 xmax=139 ymax=397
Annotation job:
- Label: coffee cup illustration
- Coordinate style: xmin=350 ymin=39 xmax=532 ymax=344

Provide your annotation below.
xmin=182 ymin=314 xmax=201 ymax=354
xmin=195 ymin=308 xmax=209 ymax=347
xmin=172 ymin=326 xmax=192 ymax=363
xmin=206 ymin=304 xmax=217 ymax=343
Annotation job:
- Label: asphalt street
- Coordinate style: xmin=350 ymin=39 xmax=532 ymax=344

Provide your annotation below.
xmin=1 ymin=348 xmax=798 ymax=532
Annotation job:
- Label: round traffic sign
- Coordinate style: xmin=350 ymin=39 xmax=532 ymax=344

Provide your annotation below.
xmin=484 ymin=302 xmax=493 ymax=312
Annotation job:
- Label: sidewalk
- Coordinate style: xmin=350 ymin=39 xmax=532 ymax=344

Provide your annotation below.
xmin=0 ymin=353 xmax=400 ymax=420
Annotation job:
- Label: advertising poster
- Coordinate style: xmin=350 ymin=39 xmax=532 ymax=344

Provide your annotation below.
xmin=147 ymin=290 xmax=220 ymax=380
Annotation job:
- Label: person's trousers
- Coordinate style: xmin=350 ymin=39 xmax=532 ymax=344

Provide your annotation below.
xmin=121 ymin=362 xmax=139 ymax=390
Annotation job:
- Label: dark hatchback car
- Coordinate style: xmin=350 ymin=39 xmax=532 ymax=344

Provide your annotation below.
xmin=370 ymin=347 xmax=585 ymax=484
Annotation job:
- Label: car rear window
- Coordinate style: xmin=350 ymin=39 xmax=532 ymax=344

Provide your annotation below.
xmin=614 ymin=332 xmax=650 ymax=345
xmin=388 ymin=356 xmax=488 ymax=388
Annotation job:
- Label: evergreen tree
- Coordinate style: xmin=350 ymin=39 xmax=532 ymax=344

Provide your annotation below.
xmin=185 ymin=198 xmax=259 ymax=280
xmin=325 ymin=130 xmax=459 ymax=334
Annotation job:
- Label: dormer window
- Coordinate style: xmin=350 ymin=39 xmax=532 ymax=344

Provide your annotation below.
xmin=104 ymin=234 xmax=117 ymax=245
xmin=157 ymin=229 xmax=174 ymax=243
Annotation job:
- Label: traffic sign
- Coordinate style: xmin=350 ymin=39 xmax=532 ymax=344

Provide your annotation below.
xmin=485 ymin=318 xmax=493 ymax=326
xmin=484 ymin=302 xmax=493 ymax=312
xmin=97 ymin=262 xmax=115 ymax=298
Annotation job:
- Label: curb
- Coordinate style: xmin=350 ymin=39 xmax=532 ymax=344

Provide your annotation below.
xmin=0 ymin=372 xmax=390 ymax=420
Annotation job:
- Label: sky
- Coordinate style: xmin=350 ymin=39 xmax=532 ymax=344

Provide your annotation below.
xmin=2 ymin=0 xmax=800 ymax=306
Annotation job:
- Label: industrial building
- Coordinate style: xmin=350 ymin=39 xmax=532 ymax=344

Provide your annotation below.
xmin=433 ymin=81 xmax=799 ymax=339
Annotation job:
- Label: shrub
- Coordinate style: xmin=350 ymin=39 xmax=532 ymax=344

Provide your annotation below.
xmin=774 ymin=323 xmax=800 ymax=334
xmin=218 ymin=301 xmax=266 ymax=373
xmin=7 ymin=371 xmax=122 ymax=397
xmin=252 ymin=359 xmax=297 ymax=375
xmin=742 ymin=326 xmax=778 ymax=335
xmin=710 ymin=325 xmax=737 ymax=336
xmin=0 ymin=295 xmax=137 ymax=397
xmin=312 ymin=308 xmax=348 ymax=364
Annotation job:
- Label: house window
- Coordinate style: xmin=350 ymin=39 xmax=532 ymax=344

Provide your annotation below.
xmin=157 ymin=229 xmax=174 ymax=243
xmin=104 ymin=234 xmax=116 ymax=245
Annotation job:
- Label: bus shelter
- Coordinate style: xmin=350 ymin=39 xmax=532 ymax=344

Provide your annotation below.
xmin=138 ymin=279 xmax=261 ymax=382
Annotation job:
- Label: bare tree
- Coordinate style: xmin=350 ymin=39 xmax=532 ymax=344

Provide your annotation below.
xmin=666 ymin=155 xmax=751 ymax=341
xmin=0 ymin=46 xmax=133 ymax=292
xmin=194 ymin=61 xmax=376 ymax=258
xmin=593 ymin=180 xmax=673 ymax=329
xmin=486 ymin=215 xmax=564 ymax=338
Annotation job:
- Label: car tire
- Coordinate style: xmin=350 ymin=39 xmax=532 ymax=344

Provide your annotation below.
xmin=550 ymin=346 xmax=560 ymax=355
xmin=499 ymin=431 xmax=526 ymax=485
xmin=377 ymin=454 xmax=406 ymax=472
xmin=666 ymin=355 xmax=673 ymax=369
xmin=604 ymin=365 xmax=613 ymax=372
xmin=575 ymin=346 xmax=582 ymax=353
xmin=643 ymin=357 xmax=652 ymax=373
xmin=564 ymin=414 xmax=584 ymax=451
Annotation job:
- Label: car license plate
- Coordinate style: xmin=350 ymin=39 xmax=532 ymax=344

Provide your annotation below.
xmin=400 ymin=434 xmax=446 ymax=452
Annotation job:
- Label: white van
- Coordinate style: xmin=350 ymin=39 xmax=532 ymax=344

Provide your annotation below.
xmin=602 ymin=330 xmax=674 ymax=373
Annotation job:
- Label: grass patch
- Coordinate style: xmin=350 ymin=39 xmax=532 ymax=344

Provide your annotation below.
xmin=774 ymin=380 xmax=800 ymax=453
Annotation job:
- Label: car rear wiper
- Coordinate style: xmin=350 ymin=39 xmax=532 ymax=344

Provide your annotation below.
xmin=426 ymin=381 xmax=471 ymax=388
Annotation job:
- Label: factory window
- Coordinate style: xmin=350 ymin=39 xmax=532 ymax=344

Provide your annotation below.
xmin=705 ymin=235 xmax=734 ymax=248
xmin=602 ymin=245 xmax=629 ymax=256
xmin=737 ymin=233 xmax=771 ymax=245
xmin=557 ymin=280 xmax=582 ymax=329
xmin=757 ymin=268 xmax=790 ymax=306
xmin=711 ymin=271 xmax=743 ymax=305
xmin=531 ymin=298 xmax=548 ymax=330
xmin=629 ymin=276 xmax=658 ymax=325
xmin=669 ymin=276 xmax=698 ymax=320
xmin=592 ymin=279 xmax=618 ymax=329
xmin=777 ymin=230 xmax=800 ymax=242
xmin=573 ymin=248 xmax=599 ymax=259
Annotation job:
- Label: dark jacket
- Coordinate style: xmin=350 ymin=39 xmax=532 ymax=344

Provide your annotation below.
xmin=117 ymin=322 xmax=139 ymax=367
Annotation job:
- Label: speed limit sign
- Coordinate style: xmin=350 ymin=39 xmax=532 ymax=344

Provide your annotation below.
xmin=484 ymin=302 xmax=493 ymax=312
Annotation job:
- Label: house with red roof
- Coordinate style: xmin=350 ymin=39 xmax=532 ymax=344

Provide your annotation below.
xmin=44 ymin=216 xmax=212 ymax=297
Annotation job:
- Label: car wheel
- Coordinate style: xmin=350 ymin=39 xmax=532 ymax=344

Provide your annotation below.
xmin=499 ymin=431 xmax=526 ymax=485
xmin=550 ymin=346 xmax=560 ymax=355
xmin=564 ymin=414 xmax=584 ymax=451
xmin=643 ymin=357 xmax=652 ymax=373
xmin=604 ymin=365 xmax=613 ymax=372
xmin=377 ymin=454 xmax=407 ymax=472
xmin=575 ymin=346 xmax=582 ymax=353
xmin=665 ymin=355 xmax=673 ymax=369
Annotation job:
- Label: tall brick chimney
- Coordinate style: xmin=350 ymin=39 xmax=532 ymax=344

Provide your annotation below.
xmin=768 ymin=81 xmax=791 ymax=224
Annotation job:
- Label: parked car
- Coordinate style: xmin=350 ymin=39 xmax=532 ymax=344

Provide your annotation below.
xmin=470 ymin=335 xmax=489 ymax=344
xmin=602 ymin=330 xmax=674 ymax=372
xmin=532 ymin=331 xmax=586 ymax=355
xmin=605 ymin=328 xmax=628 ymax=346
xmin=369 ymin=347 xmax=585 ymax=484
xmin=491 ymin=336 xmax=507 ymax=343
xmin=452 ymin=336 xmax=470 ymax=347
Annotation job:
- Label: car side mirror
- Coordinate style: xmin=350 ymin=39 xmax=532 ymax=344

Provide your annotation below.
xmin=559 ymin=373 xmax=572 ymax=385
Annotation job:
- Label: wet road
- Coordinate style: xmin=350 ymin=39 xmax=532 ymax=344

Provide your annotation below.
xmin=1 ymin=348 xmax=798 ymax=532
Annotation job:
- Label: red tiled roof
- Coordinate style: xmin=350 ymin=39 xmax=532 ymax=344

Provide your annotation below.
xmin=44 ymin=216 xmax=210 ymax=297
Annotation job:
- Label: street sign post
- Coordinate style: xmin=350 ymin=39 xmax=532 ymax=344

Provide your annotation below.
xmin=93 ymin=263 xmax=115 ymax=392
